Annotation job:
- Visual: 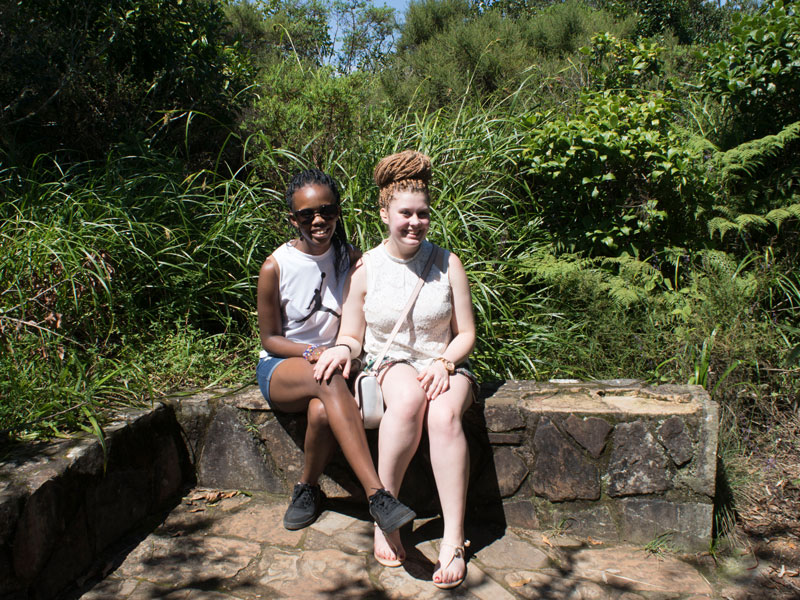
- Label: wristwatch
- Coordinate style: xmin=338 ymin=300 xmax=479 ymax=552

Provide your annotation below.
xmin=435 ymin=357 xmax=455 ymax=375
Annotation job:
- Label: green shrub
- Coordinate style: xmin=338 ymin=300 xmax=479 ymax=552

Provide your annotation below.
xmin=383 ymin=9 xmax=534 ymax=109
xmin=384 ymin=0 xmax=635 ymax=111
xmin=583 ymin=32 xmax=667 ymax=90
xmin=526 ymin=1 xmax=636 ymax=57
xmin=520 ymin=89 xmax=707 ymax=255
xmin=520 ymin=245 xmax=800 ymax=413
xmin=399 ymin=0 xmax=474 ymax=52
xmin=241 ymin=60 xmax=378 ymax=175
xmin=222 ymin=0 xmax=333 ymax=65
xmin=599 ymin=0 xmax=730 ymax=44
xmin=698 ymin=0 xmax=800 ymax=147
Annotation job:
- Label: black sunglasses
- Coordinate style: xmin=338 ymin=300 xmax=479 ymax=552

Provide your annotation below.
xmin=291 ymin=204 xmax=339 ymax=225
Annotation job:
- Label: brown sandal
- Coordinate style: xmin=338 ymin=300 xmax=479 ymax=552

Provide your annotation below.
xmin=432 ymin=540 xmax=470 ymax=589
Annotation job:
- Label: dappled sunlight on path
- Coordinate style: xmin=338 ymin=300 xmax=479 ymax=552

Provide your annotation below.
xmin=61 ymin=488 xmax=787 ymax=600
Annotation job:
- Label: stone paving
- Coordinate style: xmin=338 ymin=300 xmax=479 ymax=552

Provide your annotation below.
xmin=63 ymin=489 xmax=773 ymax=600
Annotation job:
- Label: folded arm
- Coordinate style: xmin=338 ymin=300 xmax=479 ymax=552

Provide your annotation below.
xmin=314 ymin=259 xmax=368 ymax=381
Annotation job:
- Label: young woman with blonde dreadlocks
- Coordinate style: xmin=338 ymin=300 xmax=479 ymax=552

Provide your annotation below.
xmin=315 ymin=152 xmax=477 ymax=589
xmin=256 ymin=168 xmax=415 ymax=535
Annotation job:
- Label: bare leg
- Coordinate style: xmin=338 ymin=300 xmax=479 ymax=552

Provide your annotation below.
xmin=301 ymin=398 xmax=336 ymax=484
xmin=269 ymin=358 xmax=384 ymax=496
xmin=427 ymin=375 xmax=472 ymax=586
xmin=373 ymin=363 xmax=428 ymax=564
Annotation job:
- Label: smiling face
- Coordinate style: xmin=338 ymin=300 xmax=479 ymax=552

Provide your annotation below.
xmin=380 ymin=190 xmax=430 ymax=259
xmin=289 ymin=184 xmax=340 ymax=255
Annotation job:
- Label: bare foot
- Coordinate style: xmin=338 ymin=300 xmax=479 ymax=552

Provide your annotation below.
xmin=433 ymin=540 xmax=469 ymax=589
xmin=373 ymin=524 xmax=405 ymax=567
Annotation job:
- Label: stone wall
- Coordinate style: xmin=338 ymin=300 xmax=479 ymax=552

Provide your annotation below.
xmin=0 ymin=406 xmax=192 ymax=600
xmin=468 ymin=380 xmax=718 ymax=550
xmin=174 ymin=379 xmax=718 ymax=551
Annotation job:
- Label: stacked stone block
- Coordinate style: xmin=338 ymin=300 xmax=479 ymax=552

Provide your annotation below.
xmin=466 ymin=380 xmax=718 ymax=550
xmin=0 ymin=407 xmax=192 ymax=599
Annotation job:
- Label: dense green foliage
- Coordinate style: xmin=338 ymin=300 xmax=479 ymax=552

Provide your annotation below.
xmin=521 ymin=89 xmax=706 ymax=254
xmin=0 ymin=0 xmax=254 ymax=163
xmin=699 ymin=1 xmax=800 ymax=147
xmin=1 ymin=0 xmax=798 ymax=465
xmin=382 ymin=0 xmax=634 ymax=110
xmin=223 ymin=0 xmax=333 ymax=64
xmin=0 ymin=154 xmax=286 ymax=435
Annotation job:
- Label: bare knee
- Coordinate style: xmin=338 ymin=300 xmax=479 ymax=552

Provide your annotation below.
xmin=307 ymin=397 xmax=329 ymax=429
xmin=385 ymin=389 xmax=427 ymax=423
xmin=315 ymin=373 xmax=354 ymax=404
xmin=427 ymin=404 xmax=462 ymax=438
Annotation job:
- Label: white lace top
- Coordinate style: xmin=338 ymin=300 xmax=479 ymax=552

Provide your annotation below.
xmin=363 ymin=240 xmax=452 ymax=371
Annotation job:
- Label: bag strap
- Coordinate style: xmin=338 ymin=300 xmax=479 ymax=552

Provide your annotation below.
xmin=369 ymin=245 xmax=439 ymax=371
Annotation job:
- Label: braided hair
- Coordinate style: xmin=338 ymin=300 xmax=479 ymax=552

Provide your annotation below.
xmin=285 ymin=169 xmax=349 ymax=280
xmin=373 ymin=150 xmax=432 ymax=209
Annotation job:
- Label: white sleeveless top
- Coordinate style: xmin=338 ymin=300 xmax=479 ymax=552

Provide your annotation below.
xmin=259 ymin=242 xmax=348 ymax=359
xmin=363 ymin=240 xmax=452 ymax=370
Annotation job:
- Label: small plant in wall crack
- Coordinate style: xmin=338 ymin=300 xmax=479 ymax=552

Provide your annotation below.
xmin=643 ymin=532 xmax=676 ymax=556
xmin=546 ymin=516 xmax=576 ymax=537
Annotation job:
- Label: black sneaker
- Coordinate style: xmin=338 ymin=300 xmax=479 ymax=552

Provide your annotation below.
xmin=368 ymin=489 xmax=416 ymax=533
xmin=283 ymin=482 xmax=324 ymax=530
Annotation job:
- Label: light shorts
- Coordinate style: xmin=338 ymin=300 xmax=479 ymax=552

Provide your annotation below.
xmin=375 ymin=358 xmax=480 ymax=400
xmin=256 ymin=356 xmax=286 ymax=409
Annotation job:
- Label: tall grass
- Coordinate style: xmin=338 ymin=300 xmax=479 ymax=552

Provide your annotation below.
xmin=0 ymin=152 xmax=287 ymax=439
xmin=2 ymin=99 xmax=560 ymax=439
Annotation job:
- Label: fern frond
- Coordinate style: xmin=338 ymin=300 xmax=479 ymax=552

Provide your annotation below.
xmin=765 ymin=207 xmax=791 ymax=228
xmin=686 ymin=134 xmax=718 ymax=156
xmin=710 ymin=204 xmax=738 ymax=220
xmin=713 ymin=120 xmax=800 ymax=182
xmin=601 ymin=255 xmax=661 ymax=283
xmin=699 ymin=249 xmax=737 ymax=277
xmin=605 ymin=275 xmax=645 ymax=306
xmin=765 ymin=202 xmax=800 ymax=229
xmin=734 ymin=213 xmax=770 ymax=229
xmin=707 ymin=216 xmax=740 ymax=239
xmin=518 ymin=251 xmax=594 ymax=277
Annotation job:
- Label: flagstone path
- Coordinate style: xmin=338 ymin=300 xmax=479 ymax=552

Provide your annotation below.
xmin=68 ymin=489 xmax=775 ymax=600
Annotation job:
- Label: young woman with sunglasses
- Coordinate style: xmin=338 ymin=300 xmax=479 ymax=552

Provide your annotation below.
xmin=256 ymin=168 xmax=415 ymax=534
xmin=315 ymin=153 xmax=477 ymax=589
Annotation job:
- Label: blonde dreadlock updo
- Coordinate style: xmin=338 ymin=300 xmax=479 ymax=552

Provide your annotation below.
xmin=373 ymin=150 xmax=432 ymax=209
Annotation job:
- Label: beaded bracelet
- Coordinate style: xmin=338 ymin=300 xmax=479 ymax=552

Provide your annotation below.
xmin=302 ymin=344 xmax=318 ymax=361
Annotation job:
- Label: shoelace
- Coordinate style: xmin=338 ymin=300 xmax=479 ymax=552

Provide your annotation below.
xmin=293 ymin=485 xmax=315 ymax=507
xmin=370 ymin=489 xmax=393 ymax=510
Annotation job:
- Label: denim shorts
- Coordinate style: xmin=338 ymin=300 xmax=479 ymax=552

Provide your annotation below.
xmin=256 ymin=356 xmax=286 ymax=409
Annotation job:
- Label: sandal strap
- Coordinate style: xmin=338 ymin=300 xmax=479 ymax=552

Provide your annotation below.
xmin=437 ymin=540 xmax=470 ymax=570
xmin=374 ymin=522 xmax=404 ymax=556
